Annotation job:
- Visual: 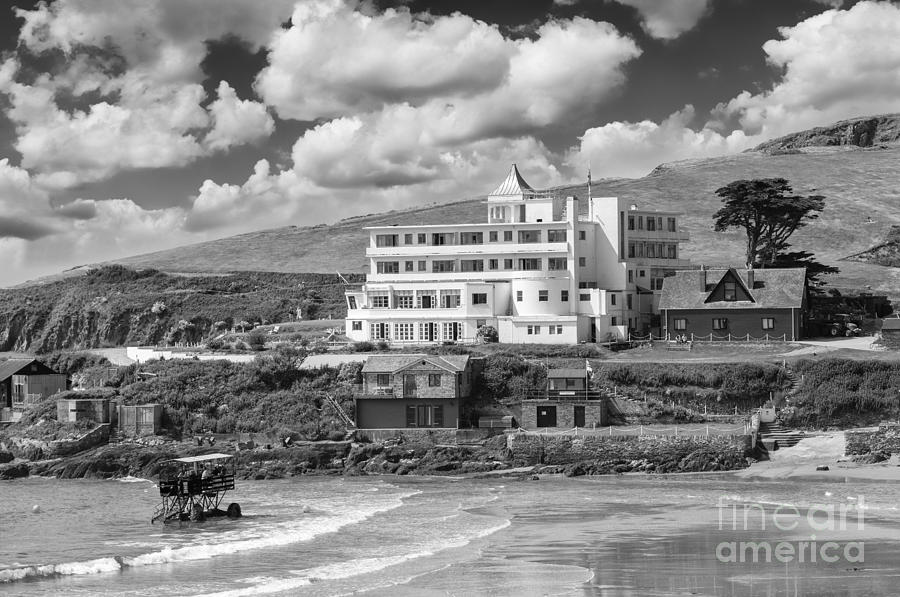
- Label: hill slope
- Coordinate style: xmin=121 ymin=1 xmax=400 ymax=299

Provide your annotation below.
xmin=109 ymin=144 xmax=900 ymax=296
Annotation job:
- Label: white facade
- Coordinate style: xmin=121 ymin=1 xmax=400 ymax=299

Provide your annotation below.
xmin=345 ymin=165 xmax=689 ymax=345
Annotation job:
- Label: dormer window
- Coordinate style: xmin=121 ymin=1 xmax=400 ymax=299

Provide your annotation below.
xmin=724 ymin=281 xmax=737 ymax=301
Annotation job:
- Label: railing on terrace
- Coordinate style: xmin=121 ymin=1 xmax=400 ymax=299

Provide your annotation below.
xmin=521 ymin=389 xmax=607 ymax=401
xmin=514 ymin=422 xmax=750 ymax=438
xmin=629 ymin=332 xmax=789 ymax=343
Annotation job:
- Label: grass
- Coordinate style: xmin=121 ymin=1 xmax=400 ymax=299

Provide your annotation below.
xmin=87 ymin=145 xmax=900 ymax=299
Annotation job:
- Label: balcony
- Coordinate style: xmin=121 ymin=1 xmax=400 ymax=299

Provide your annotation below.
xmin=627 ymin=229 xmax=690 ymax=242
xmin=366 ymin=242 xmax=569 ymax=258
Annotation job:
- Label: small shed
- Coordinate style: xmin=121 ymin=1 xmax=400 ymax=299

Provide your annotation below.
xmin=547 ymin=369 xmax=589 ymax=393
xmin=57 ymin=398 xmax=112 ymax=424
xmin=880 ymin=318 xmax=900 ymax=350
xmin=118 ymin=403 xmax=163 ymax=437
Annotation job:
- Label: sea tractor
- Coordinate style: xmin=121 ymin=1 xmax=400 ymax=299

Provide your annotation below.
xmin=152 ymin=453 xmax=242 ymax=524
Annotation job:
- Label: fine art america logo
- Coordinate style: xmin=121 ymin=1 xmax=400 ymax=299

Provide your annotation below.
xmin=715 ymin=496 xmax=865 ymax=564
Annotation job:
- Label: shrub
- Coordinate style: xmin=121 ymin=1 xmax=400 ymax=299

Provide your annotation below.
xmin=352 ymin=341 xmax=374 ymax=352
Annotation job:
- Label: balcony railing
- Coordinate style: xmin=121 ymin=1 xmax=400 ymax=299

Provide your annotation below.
xmin=522 ymin=389 xmax=607 ymax=401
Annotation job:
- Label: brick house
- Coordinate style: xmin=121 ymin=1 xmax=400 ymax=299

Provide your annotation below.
xmin=521 ymin=368 xmax=608 ymax=429
xmin=659 ymin=267 xmax=808 ymax=341
xmin=0 ymin=358 xmax=68 ymax=423
xmin=356 ymin=354 xmax=472 ymax=429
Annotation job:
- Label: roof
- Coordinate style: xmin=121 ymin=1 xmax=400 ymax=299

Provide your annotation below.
xmin=171 ymin=453 xmax=233 ymax=463
xmin=0 ymin=358 xmax=62 ymax=382
xmin=659 ymin=268 xmax=807 ymax=311
xmin=489 ymin=164 xmax=533 ymax=197
xmin=362 ymin=354 xmax=470 ymax=374
xmin=547 ymin=368 xmax=589 ymax=378
xmin=299 ymin=354 xmax=370 ymax=370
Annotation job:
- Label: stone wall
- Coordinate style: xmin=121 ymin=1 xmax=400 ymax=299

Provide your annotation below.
xmin=520 ymin=400 xmax=608 ymax=429
xmin=845 ymin=422 xmax=900 ymax=455
xmin=47 ymin=424 xmax=110 ymax=457
xmin=355 ymin=427 xmax=457 ymax=446
xmin=506 ymin=432 xmax=750 ymax=473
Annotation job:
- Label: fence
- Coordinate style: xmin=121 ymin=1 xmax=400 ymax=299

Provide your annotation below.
xmin=514 ymin=421 xmax=750 ymax=439
xmin=629 ymin=332 xmax=789 ymax=343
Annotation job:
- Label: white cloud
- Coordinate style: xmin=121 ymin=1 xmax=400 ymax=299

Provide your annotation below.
xmin=1 ymin=0 xmax=291 ymax=188
xmin=205 ymin=81 xmax=275 ymax=152
xmin=568 ymin=1 xmax=900 ymax=178
xmin=613 ymin=0 xmax=712 ymax=40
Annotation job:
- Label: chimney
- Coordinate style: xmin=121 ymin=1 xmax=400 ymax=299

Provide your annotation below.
xmin=699 ymin=265 xmax=706 ymax=291
xmin=745 ymin=267 xmax=754 ymax=289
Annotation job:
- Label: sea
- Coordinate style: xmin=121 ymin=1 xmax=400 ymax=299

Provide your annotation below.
xmin=3 ymin=473 xmax=900 ymax=596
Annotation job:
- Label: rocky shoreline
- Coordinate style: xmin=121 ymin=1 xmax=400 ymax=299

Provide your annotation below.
xmin=1 ymin=433 xmax=753 ymax=481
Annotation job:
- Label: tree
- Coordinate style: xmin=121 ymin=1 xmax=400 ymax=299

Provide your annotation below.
xmin=713 ymin=178 xmax=825 ymax=268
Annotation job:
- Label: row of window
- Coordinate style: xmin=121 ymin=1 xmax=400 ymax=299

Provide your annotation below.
xmin=372 ymin=373 xmax=442 ymax=387
xmin=627 ymin=242 xmax=679 ymax=260
xmin=527 ymin=325 xmax=566 ymax=335
xmin=375 ymin=257 xmax=571 ymax=274
xmin=406 ymin=404 xmax=444 ymax=428
xmin=375 ymin=229 xmax=568 ymax=248
xmin=672 ymin=318 xmax=776 ymax=331
xmin=628 ymin=215 xmax=677 ymax=232
xmin=368 ymin=321 xmax=465 ymax=341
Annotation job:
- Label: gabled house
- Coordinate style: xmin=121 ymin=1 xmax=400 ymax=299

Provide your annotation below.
xmin=0 ymin=358 xmax=68 ymax=423
xmin=659 ymin=267 xmax=808 ymax=341
xmin=356 ymin=354 xmax=473 ymax=429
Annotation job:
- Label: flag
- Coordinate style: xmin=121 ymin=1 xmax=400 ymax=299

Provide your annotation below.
xmin=585 ymin=359 xmax=593 ymax=378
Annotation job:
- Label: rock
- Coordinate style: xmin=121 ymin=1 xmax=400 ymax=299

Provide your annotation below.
xmin=816 ymin=465 xmax=830 ymax=471
xmin=0 ymin=462 xmax=30 ymax=480
xmin=0 ymin=451 xmax=13 ymax=464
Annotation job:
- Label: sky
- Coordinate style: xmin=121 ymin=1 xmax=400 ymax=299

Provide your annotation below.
xmin=1 ymin=0 xmax=899 ymax=285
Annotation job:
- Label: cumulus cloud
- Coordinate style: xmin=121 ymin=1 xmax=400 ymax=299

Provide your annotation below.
xmin=568 ymin=1 xmax=900 ymax=178
xmin=205 ymin=81 xmax=274 ymax=151
xmin=613 ymin=0 xmax=712 ymax=40
xmin=0 ymin=0 xmax=290 ymax=188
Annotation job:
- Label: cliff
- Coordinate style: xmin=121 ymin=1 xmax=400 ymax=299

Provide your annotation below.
xmin=751 ymin=114 xmax=900 ymax=153
xmin=0 ymin=266 xmax=359 ymax=353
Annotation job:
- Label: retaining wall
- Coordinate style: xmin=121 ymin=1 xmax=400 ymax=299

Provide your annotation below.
xmin=845 ymin=422 xmax=900 ymax=455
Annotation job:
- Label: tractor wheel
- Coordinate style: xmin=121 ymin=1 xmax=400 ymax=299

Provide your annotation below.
xmin=830 ymin=327 xmax=839 ymax=336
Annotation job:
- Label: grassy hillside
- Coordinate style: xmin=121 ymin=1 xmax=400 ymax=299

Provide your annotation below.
xmin=104 ymin=145 xmax=900 ymax=296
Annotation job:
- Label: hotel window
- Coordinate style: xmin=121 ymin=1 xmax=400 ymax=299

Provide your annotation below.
xmin=405 ymin=404 xmax=443 ymax=428
xmin=375 ymin=234 xmax=399 ymax=247
xmin=376 ymin=373 xmax=391 ymax=386
xmin=548 ymin=229 xmax=567 ymax=243
xmin=404 ymin=233 xmax=413 ymax=244
xmin=394 ymin=291 xmax=414 ymax=309
xmin=428 ymin=374 xmax=442 ymax=387
xmin=370 ymin=293 xmax=389 ymax=308
xmin=578 ymin=257 xmax=586 ymax=267
xmin=762 ymin=318 xmax=775 ymax=330
xmin=376 ymin=261 xmax=399 ymax=274
xmin=488 ymin=259 xmax=499 ymax=270
xmin=394 ymin=323 xmax=415 ymax=341
xmin=527 ymin=325 xmax=541 ymax=335
xmin=516 ymin=291 xmax=523 ymax=302
xmin=674 ymin=318 xmax=686 ymax=331
xmin=472 ymin=293 xmax=488 ymax=305
xmin=460 ymin=232 xmax=483 ymax=245
xmin=460 ymin=259 xmax=484 ymax=272
xmin=417 ymin=291 xmax=437 ymax=309
xmin=351 ymin=321 xmax=362 ymax=331
xmin=611 ymin=316 xmax=618 ymax=326
xmin=637 ymin=216 xmax=643 ymax=230
xmin=667 ymin=217 xmax=677 ymax=232
xmin=440 ymin=290 xmax=461 ymax=308
xmin=489 ymin=231 xmax=498 ymax=242
xmin=647 ymin=217 xmax=656 ymax=231
xmin=538 ymin=290 xmax=548 ymax=302
xmin=504 ymin=258 xmax=513 ymax=269
xmin=639 ymin=270 xmax=646 ymax=277
xmin=610 ymin=294 xmax=617 ymax=306
xmin=405 ymin=261 xmax=414 ymax=272
xmin=628 ymin=215 xmax=635 ymax=230
xmin=579 ymin=230 xmax=586 ymax=240
xmin=647 ymin=244 xmax=656 ymax=258
xmin=548 ymin=257 xmax=567 ymax=270
xmin=561 ymin=290 xmax=569 ymax=302
xmin=347 ymin=296 xmax=357 ymax=310
xmin=504 ymin=230 xmax=513 ymax=242
xmin=432 ymin=233 xmax=454 ymax=246
xmin=723 ymin=281 xmax=737 ymax=301
xmin=628 ymin=270 xmax=633 ymax=283
xmin=418 ymin=260 xmax=427 ymax=271
xmin=442 ymin=321 xmax=462 ymax=340
xmin=712 ymin=318 xmax=728 ymax=330
xmin=628 ymin=242 xmax=635 ymax=258
xmin=371 ymin=323 xmax=389 ymax=340
xmin=667 ymin=244 xmax=677 ymax=259
xmin=627 ymin=294 xmax=632 ymax=309
xmin=656 ymin=217 xmax=663 ymax=230
xmin=417 ymin=233 xmax=426 ymax=244
xmin=518 ymin=230 xmax=541 ymax=243
xmin=432 ymin=260 xmax=455 ymax=272
xmin=519 ymin=258 xmax=541 ymax=270
xmin=579 ymin=293 xmax=590 ymax=301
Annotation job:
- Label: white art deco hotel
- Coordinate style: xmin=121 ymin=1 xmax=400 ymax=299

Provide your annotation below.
xmin=345 ymin=166 xmax=689 ymax=345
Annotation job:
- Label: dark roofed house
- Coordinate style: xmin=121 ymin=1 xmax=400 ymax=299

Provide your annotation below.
xmin=659 ymin=267 xmax=808 ymax=341
xmin=0 ymin=358 xmax=68 ymax=423
xmin=356 ymin=354 xmax=473 ymax=429
xmin=879 ymin=318 xmax=900 ymax=349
